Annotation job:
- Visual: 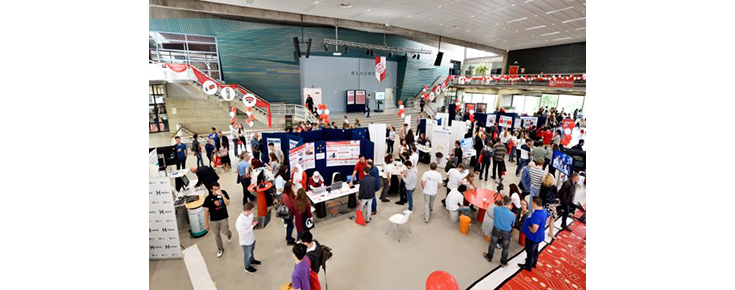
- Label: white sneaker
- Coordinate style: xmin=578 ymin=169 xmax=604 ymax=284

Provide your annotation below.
xmin=403 ymin=210 xmax=413 ymax=214
xmin=227 ymin=236 xmax=232 ymax=243
xmin=217 ymin=249 xmax=224 ymax=258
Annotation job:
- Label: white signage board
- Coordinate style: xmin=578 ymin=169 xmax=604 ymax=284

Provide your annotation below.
xmin=368 ymin=124 xmax=387 ymax=165
xmin=431 ymin=125 xmax=452 ymax=168
xmin=149 ymin=178 xmax=182 ymax=260
xmin=520 ymin=116 xmax=538 ymax=129
xmin=499 ymin=115 xmax=513 ymax=128
xmin=289 ymin=143 xmax=315 ymax=171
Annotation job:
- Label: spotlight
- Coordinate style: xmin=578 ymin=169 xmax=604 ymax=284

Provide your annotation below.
xmin=412 ymin=54 xmax=416 ymax=59
xmin=417 ymin=54 xmax=420 ymax=59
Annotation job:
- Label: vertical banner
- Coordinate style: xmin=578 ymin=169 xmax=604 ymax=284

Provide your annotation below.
xmin=375 ymin=56 xmax=386 ymax=82
xmin=149 ymin=178 xmax=182 ymax=260
xmin=425 ymin=119 xmax=437 ymax=140
xmin=431 ymin=125 xmax=452 ymax=168
xmin=368 ymin=124 xmax=387 ymax=165
xmin=347 ymin=90 xmax=355 ymax=105
xmin=356 ymin=90 xmax=366 ymax=104
xmin=561 ymin=119 xmax=576 ymax=147
xmin=326 ymin=140 xmax=361 ymax=167
xmin=499 ymin=115 xmax=513 ymax=128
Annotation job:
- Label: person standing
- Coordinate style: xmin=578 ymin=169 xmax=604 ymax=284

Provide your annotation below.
xmin=572 ymin=139 xmax=585 ymax=151
xmin=421 ymin=162 xmax=443 ymax=223
xmin=203 ymin=182 xmax=232 ymax=258
xmin=290 ymin=244 xmax=312 ymax=290
xmin=379 ymin=155 xmax=394 ymax=203
xmin=294 ymin=189 xmax=312 ymax=240
xmin=473 ymin=131 xmax=485 ymax=172
xmin=478 ymin=144 xmax=492 ymax=181
xmin=238 ymin=124 xmax=247 ymax=155
xmin=299 ymin=232 xmax=323 ymax=274
xmin=402 ymin=161 xmax=417 ymax=212
xmin=191 ymin=166 xmax=220 ymax=192
xmin=230 ymin=122 xmax=240 ymax=157
xmin=528 ymin=160 xmax=546 ymax=213
xmin=491 ymin=138 xmax=507 ymax=180
xmin=218 ymin=133 xmax=231 ymax=173
xmin=250 ymin=133 xmax=261 ymax=160
xmin=349 ymin=155 xmax=368 ymax=185
xmin=508 ymin=131 xmax=519 ymax=163
xmin=386 ymin=126 xmax=396 ymax=155
xmin=557 ymin=173 xmax=580 ymax=231
xmin=551 ymin=130 xmax=561 ymax=146
xmin=305 ymin=94 xmax=315 ymax=115
xmin=282 ymin=181 xmax=297 ymax=245
xmin=205 ymin=138 xmax=215 ymax=166
xmin=191 ymin=134 xmax=204 ymax=167
xmin=236 ymin=202 xmax=261 ymax=274
xmin=484 ymin=196 xmax=515 ymax=267
xmin=174 ymin=136 xmax=187 ymax=170
xmin=208 ymin=127 xmax=220 ymax=149
xmin=268 ymin=142 xmax=284 ymax=166
xmin=443 ymin=163 xmax=465 ymax=206
xmin=515 ymin=138 xmax=532 ymax=176
xmin=365 ymin=93 xmax=371 ymax=118
xmin=353 ymin=166 xmax=376 ymax=224
xmin=367 ymin=160 xmax=381 ymax=215
xmin=399 ymin=123 xmax=408 ymax=145
xmin=532 ymin=141 xmax=546 ymax=164
xmin=518 ymin=197 xmax=550 ymax=271
xmin=238 ymin=152 xmax=255 ymax=203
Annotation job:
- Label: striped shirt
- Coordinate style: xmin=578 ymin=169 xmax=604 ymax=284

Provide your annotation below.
xmin=529 ymin=167 xmax=545 ymax=193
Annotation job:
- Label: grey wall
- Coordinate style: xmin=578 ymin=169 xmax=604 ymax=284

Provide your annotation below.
xmin=300 ymin=56 xmax=398 ymax=112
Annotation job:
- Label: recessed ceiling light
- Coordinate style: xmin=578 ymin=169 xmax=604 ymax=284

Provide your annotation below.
xmin=407 ymin=15 xmax=411 ymax=18
xmin=438 ymin=5 xmax=442 ymax=8
xmin=512 ymin=4 xmax=516 ymax=6
xmin=540 ymin=31 xmax=560 ymax=36
xmin=471 ymin=15 xmax=474 ymax=18
xmin=525 ymin=25 xmax=546 ymax=30
xmin=339 ymin=3 xmax=352 ymax=8
xmin=506 ymin=17 xmax=527 ymax=23
xmin=314 ymin=1 xmax=319 ymax=3
xmin=553 ymin=37 xmax=572 ymax=41
xmin=546 ymin=6 xmax=574 ymax=14
xmin=524 ymin=0 xmax=535 ymax=3
xmin=466 ymin=30 xmax=469 ymax=32
xmin=366 ymin=9 xmax=370 ymax=11
xmin=440 ymin=23 xmax=443 ymax=25
xmin=576 ymin=27 xmax=586 ymax=30
xmin=562 ymin=17 xmax=586 ymax=23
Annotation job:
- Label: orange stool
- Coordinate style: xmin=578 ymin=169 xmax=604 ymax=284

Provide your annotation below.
xmin=484 ymin=234 xmax=491 ymax=242
xmin=459 ymin=216 xmax=471 ymax=235
xmin=518 ymin=230 xmax=526 ymax=246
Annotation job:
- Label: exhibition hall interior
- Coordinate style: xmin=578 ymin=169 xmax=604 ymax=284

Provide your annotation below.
xmin=148 ymin=1 xmax=587 ymax=289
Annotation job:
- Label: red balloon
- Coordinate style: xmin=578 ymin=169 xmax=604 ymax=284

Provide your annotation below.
xmin=398 ymin=101 xmax=403 ymax=106
xmin=426 ymin=271 xmax=459 ymax=290
xmin=230 ymin=117 xmax=236 ymax=123
xmin=231 ymin=107 xmax=237 ymax=112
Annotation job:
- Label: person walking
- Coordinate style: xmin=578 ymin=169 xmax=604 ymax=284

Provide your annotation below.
xmin=508 ymin=131 xmax=519 ymax=163
xmin=478 ymin=143 xmax=492 ymax=181
xmin=421 ymin=162 xmax=443 ymax=223
xmin=365 ymin=93 xmax=371 ymax=118
xmin=230 ymin=122 xmax=240 ymax=157
xmin=353 ymin=166 xmax=376 ymax=223
xmin=191 ymin=134 xmax=204 ymax=167
xmin=174 ymin=136 xmax=188 ymax=170
xmin=236 ymin=202 xmax=261 ymax=274
xmin=518 ymin=197 xmax=550 ymax=271
xmin=203 ymin=182 xmax=232 ymax=258
xmin=294 ymin=189 xmax=312 ymax=240
xmin=299 ymin=232 xmax=323 ymax=274
xmin=289 ymin=244 xmax=312 ymax=290
xmin=367 ymin=160 xmax=381 ymax=215
xmin=491 ymin=138 xmax=507 ymax=180
xmin=557 ymin=173 xmax=580 ymax=231
xmin=484 ymin=196 xmax=515 ymax=267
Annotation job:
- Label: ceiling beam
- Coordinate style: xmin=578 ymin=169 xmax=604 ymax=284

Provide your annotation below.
xmin=149 ymin=0 xmax=507 ymax=57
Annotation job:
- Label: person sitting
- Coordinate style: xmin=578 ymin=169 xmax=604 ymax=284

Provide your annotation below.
xmin=308 ymin=171 xmax=324 ymax=190
xmin=446 ymin=185 xmax=471 ymax=222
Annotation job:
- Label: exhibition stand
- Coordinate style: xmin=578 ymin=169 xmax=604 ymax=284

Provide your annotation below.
xmin=346 ymin=90 xmax=367 ymax=113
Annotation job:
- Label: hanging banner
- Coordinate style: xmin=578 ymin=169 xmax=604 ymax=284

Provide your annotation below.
xmin=549 ymin=78 xmax=574 ymax=88
xmin=326 ymin=140 xmax=361 ymax=167
xmin=375 ymin=56 xmax=387 ymax=82
xmin=347 ymin=90 xmax=355 ymax=104
xmin=499 ymin=115 xmax=513 ymax=128
xmin=149 ymin=178 xmax=182 ymax=260
xmin=289 ymin=142 xmax=315 ymax=171
xmin=355 ymin=90 xmax=366 ymax=104
xmin=520 ymin=116 xmax=538 ymax=128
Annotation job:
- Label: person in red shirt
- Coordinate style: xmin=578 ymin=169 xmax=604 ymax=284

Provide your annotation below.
xmin=542 ymin=127 xmax=553 ymax=145
xmin=349 ymin=155 xmax=367 ymax=184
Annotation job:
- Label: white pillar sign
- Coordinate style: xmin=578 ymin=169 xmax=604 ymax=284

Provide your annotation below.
xmin=149 ymin=178 xmax=182 ymax=260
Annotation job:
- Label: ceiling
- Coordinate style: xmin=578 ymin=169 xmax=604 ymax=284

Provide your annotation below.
xmin=201 ymin=0 xmax=586 ymax=51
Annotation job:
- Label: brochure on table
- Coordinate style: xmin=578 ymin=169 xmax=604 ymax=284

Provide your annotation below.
xmin=326 ymin=140 xmax=361 ymax=167
xmin=289 ymin=143 xmax=315 ymax=171
xmin=149 ymin=178 xmax=182 ymax=260
xmin=368 ymin=124 xmax=387 ymax=165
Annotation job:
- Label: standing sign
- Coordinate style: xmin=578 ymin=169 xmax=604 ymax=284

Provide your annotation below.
xmin=431 ymin=125 xmax=452 ymax=168
xmin=520 ymin=116 xmax=538 ymax=128
xmin=499 ymin=115 xmax=513 ymax=128
xmin=289 ymin=143 xmax=315 ymax=171
xmin=355 ymin=90 xmax=366 ymax=104
xmin=303 ymin=87 xmax=323 ymax=107
xmin=149 ymin=178 xmax=182 ymax=260
xmin=326 ymin=140 xmax=361 ymax=167
xmin=347 ymin=90 xmax=355 ymax=104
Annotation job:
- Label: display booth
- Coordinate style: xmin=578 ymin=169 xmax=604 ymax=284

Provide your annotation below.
xmin=346 ymin=90 xmax=367 ymax=113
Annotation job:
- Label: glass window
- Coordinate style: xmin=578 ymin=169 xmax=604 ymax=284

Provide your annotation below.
xmin=500 ymin=95 xmax=513 ymax=110
xmin=149 ymin=84 xmax=169 ymax=133
xmin=540 ymin=94 xmax=559 ymax=110
xmin=150 ymin=31 xmax=222 ymax=80
xmin=186 ymin=35 xmax=216 ymax=43
xmin=557 ymin=95 xmax=585 ymax=114
xmin=522 ymin=96 xmax=541 ymax=115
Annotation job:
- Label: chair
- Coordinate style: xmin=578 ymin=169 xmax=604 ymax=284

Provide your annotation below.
xmin=385 ymin=211 xmax=412 ymax=242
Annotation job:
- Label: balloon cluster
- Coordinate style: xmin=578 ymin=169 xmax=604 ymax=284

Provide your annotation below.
xmin=397 ymin=101 xmax=405 ymax=118
xmin=316 ymin=104 xmax=330 ymax=124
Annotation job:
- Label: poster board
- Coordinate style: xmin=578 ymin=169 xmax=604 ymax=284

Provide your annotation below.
xmin=355 ymin=90 xmax=366 ymax=104
xmin=347 ymin=90 xmax=355 ymax=104
xmin=499 ymin=115 xmax=513 ymax=128
xmin=326 ymin=140 xmax=361 ymax=167
xmin=266 ymin=138 xmax=282 ymax=159
xmin=289 ymin=143 xmax=315 ymax=171
xmin=368 ymin=124 xmax=387 ymax=165
xmin=520 ymin=116 xmax=538 ymax=128
xmin=149 ymin=178 xmax=182 ymax=260
xmin=435 ymin=113 xmax=449 ymax=127
xmin=303 ymin=87 xmax=322 ymax=107
xmin=425 ymin=119 xmax=437 ymax=140
xmin=486 ymin=114 xmax=497 ymax=126
xmin=431 ymin=125 xmax=452 ymax=168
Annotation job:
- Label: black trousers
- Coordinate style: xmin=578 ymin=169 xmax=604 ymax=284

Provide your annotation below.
xmin=523 ymin=237 xmax=541 ymax=269
xmin=398 ymin=180 xmax=407 ymax=203
xmin=479 ymin=161 xmax=491 ymax=180
xmin=240 ymin=177 xmax=255 ymax=203
xmin=492 ymin=160 xmax=505 ymax=179
xmin=386 ymin=140 xmax=394 ymax=154
xmin=176 ymin=157 xmax=186 ymax=170
xmin=560 ymin=204 xmax=571 ymax=228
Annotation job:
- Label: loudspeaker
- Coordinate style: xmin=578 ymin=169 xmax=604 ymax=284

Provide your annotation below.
xmin=305 ymin=38 xmax=312 ymax=58
xmin=433 ymin=52 xmax=444 ymax=66
xmin=292 ymin=37 xmax=301 ymax=58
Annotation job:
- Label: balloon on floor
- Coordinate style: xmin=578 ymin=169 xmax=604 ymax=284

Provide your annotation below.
xmin=426 ymin=270 xmax=459 ymax=290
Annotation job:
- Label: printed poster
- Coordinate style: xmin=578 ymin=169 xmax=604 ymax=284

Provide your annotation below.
xmin=267 ymin=138 xmax=282 ymax=159
xmin=520 ymin=117 xmax=538 ymax=128
xmin=347 ymin=90 xmax=355 ymax=104
xmin=289 ymin=143 xmax=315 ymax=171
xmin=355 ymin=90 xmax=366 ymax=105
xmin=149 ymin=178 xmax=182 ymax=260
xmin=289 ymin=139 xmax=299 ymax=150
xmin=486 ymin=114 xmax=496 ymax=126
xmin=499 ymin=115 xmax=513 ymax=128
xmin=326 ymin=140 xmax=361 ymax=167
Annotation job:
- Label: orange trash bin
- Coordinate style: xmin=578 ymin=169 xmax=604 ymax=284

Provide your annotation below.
xmin=459 ymin=216 xmax=471 ymax=235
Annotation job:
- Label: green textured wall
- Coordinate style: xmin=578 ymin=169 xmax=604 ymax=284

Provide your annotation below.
xmin=150 ymin=18 xmax=451 ymax=107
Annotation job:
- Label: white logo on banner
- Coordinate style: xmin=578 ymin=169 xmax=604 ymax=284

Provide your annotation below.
xmin=149 ymin=178 xmax=182 ymax=260
xmin=243 ymin=93 xmax=257 ymax=107
xmin=221 ymin=87 xmax=236 ymax=101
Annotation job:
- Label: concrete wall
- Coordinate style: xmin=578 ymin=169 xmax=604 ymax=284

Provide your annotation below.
xmin=164 ymin=83 xmax=231 ymax=135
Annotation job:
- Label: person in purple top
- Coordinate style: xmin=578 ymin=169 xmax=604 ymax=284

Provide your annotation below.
xmin=290 ymin=244 xmax=311 ymax=290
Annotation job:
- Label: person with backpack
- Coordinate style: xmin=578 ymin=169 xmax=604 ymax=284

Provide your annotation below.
xmin=299 ymin=232 xmax=322 ymax=274
xmin=491 ymin=138 xmax=507 ymax=180
xmin=289 ymin=244 xmax=312 ymax=290
xmin=191 ymin=134 xmax=204 ymax=167
xmin=478 ymin=143 xmax=492 ymax=181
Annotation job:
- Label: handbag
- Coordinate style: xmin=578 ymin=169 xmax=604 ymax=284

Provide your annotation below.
xmin=305 ymin=214 xmax=315 ymax=230
xmin=276 ymin=203 xmax=289 ymax=218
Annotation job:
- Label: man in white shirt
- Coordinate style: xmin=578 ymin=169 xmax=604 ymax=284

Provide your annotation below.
xmin=230 ymin=122 xmax=240 ymax=157
xmin=421 ymin=162 xmax=443 ymax=223
xmin=446 ymin=185 xmax=471 ymax=220
xmin=409 ymin=147 xmax=419 ymax=170
xmin=236 ymin=202 xmax=261 ymax=274
xmin=443 ymin=163 xmax=465 ymax=206
xmin=515 ymin=138 xmax=532 ymax=176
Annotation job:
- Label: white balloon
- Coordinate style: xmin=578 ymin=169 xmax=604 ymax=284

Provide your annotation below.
xmin=221 ymin=87 xmax=236 ymax=101
xmin=324 ymin=109 xmax=330 ymax=115
xmin=317 ymin=109 xmax=323 ymax=115
xmin=248 ymin=120 xmax=254 ymax=127
xmin=400 ymin=113 xmax=405 ymax=118
xmin=399 ymin=105 xmax=405 ymax=109
xmin=246 ymin=110 xmax=252 ymax=116
xmin=564 ymin=128 xmax=571 ymax=135
xmin=469 ymin=109 xmax=475 ymax=114
xmin=229 ymin=111 xmax=236 ymax=118
xmin=202 ymin=80 xmax=217 ymax=95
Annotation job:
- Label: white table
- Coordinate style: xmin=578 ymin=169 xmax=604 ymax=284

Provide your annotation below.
xmin=307 ymin=185 xmax=360 ymax=218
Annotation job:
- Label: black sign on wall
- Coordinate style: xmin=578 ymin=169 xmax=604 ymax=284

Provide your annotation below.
xmin=506 ymin=42 xmax=586 ymax=74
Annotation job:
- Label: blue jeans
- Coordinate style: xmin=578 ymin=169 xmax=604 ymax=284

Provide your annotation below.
xmin=285 ymin=216 xmax=295 ymax=242
xmin=487 ymin=227 xmax=512 ymax=264
xmin=372 ymin=196 xmax=377 ymax=213
xmin=406 ymin=189 xmax=414 ymax=211
xmin=194 ymin=152 xmax=204 ymax=167
xmin=508 ymin=146 xmax=515 ymax=161
xmin=515 ymin=158 xmax=529 ymax=175
xmin=458 ymin=206 xmax=471 ymax=216
xmin=241 ymin=241 xmax=255 ymax=268
xmin=523 ymin=237 xmax=541 ymax=269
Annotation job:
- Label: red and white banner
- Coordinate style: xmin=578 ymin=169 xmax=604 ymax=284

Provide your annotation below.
xmin=375 ymin=56 xmax=386 ymax=82
xmin=499 ymin=115 xmax=513 ymax=128
xmin=326 ymin=140 xmax=361 ymax=167
xmin=549 ymin=78 xmax=574 ymax=87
